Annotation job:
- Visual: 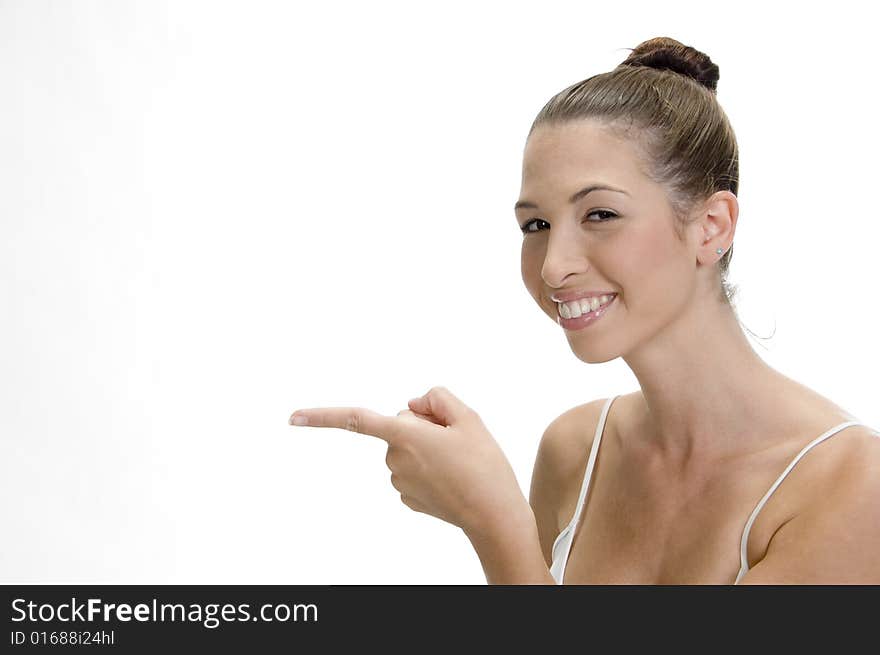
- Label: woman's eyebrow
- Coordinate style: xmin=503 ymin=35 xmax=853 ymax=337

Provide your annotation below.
xmin=514 ymin=184 xmax=630 ymax=211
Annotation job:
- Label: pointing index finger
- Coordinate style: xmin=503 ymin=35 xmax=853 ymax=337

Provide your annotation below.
xmin=288 ymin=407 xmax=398 ymax=442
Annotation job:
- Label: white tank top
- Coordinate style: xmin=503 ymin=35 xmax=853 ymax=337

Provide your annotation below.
xmin=549 ymin=394 xmax=871 ymax=585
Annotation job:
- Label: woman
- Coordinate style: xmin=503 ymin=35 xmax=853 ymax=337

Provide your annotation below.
xmin=289 ymin=37 xmax=880 ymax=584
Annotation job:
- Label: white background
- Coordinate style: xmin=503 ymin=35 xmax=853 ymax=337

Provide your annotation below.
xmin=1 ymin=0 xmax=877 ymax=584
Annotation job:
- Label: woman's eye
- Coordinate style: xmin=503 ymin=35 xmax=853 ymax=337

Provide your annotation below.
xmin=520 ymin=218 xmax=549 ymax=234
xmin=585 ymin=210 xmax=618 ymax=223
xmin=520 ymin=210 xmax=618 ymax=234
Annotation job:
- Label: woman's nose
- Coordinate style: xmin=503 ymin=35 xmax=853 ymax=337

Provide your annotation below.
xmin=541 ymin=226 xmax=591 ymax=286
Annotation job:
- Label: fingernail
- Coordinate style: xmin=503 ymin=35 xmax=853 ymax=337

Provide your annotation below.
xmin=290 ymin=414 xmax=309 ymax=426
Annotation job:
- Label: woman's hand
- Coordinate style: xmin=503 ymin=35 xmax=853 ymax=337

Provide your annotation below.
xmin=288 ymin=386 xmax=529 ymax=538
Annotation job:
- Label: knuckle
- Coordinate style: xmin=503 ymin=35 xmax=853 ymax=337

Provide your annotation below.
xmin=393 ymin=431 xmax=410 ymax=449
xmin=344 ymin=412 xmax=361 ymax=434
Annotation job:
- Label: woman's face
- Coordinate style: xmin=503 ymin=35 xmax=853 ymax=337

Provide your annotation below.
xmin=516 ymin=120 xmax=701 ymax=363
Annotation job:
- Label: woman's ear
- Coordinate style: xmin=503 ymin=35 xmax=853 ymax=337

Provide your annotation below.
xmin=695 ymin=190 xmax=737 ymax=264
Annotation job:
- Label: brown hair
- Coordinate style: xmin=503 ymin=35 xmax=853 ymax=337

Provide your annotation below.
xmin=528 ymin=36 xmax=740 ymax=308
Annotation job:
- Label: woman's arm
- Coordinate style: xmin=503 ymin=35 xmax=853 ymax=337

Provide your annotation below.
xmin=464 ymin=505 xmax=557 ymax=585
xmin=463 ymin=401 xmax=607 ymax=584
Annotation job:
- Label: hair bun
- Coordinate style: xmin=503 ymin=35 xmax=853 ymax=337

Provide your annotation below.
xmin=620 ymin=37 xmax=719 ymax=93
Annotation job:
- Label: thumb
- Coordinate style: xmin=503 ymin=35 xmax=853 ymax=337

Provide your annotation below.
xmin=407 ymin=386 xmax=473 ymax=426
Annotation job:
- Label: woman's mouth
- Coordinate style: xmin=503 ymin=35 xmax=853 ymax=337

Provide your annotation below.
xmin=556 ymin=293 xmax=617 ymax=331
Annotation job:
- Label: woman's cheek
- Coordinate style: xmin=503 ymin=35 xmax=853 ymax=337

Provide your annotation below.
xmin=520 ymin=245 xmax=545 ymax=302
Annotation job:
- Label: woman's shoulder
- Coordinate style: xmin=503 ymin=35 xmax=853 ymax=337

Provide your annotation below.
xmin=530 ymin=393 xmax=628 ymax=565
xmin=749 ymin=377 xmax=880 ymax=501
xmin=532 ymin=391 xmax=635 ymax=506
xmin=775 ymin=382 xmax=880 ymax=488
xmin=795 ymin=416 xmax=880 ymax=510
xmin=536 ymin=393 xmax=630 ymax=482
xmin=740 ymin=419 xmax=880 ymax=583
xmin=803 ymin=419 xmax=880 ymax=494
xmin=741 ymin=387 xmax=880 ymax=582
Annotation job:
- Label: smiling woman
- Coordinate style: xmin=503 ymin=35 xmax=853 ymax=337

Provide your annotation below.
xmin=287 ymin=35 xmax=880 ymax=587
xmin=512 ymin=36 xmax=880 ymax=585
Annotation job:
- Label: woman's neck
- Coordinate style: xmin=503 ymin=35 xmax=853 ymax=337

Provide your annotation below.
xmin=622 ymin=297 xmax=788 ymax=467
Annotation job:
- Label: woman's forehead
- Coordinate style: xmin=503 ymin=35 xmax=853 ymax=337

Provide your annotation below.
xmin=524 ymin=123 xmax=643 ymax=176
xmin=520 ymin=123 xmax=647 ymax=200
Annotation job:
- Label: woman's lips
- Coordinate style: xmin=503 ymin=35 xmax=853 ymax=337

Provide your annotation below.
xmin=556 ymin=294 xmax=617 ymax=330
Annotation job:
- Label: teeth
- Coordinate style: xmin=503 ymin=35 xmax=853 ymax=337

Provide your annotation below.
xmin=558 ymin=294 xmax=615 ymax=319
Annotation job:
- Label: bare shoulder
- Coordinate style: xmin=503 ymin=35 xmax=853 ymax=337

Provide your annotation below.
xmin=533 ymin=392 xmax=634 ymax=492
xmin=741 ymin=423 xmax=880 ymax=583
xmin=816 ymin=423 xmax=880 ymax=500
xmin=787 ymin=411 xmax=880 ymax=497
xmin=528 ymin=394 xmax=626 ymax=568
xmin=813 ymin=423 xmax=880 ymax=505
xmin=535 ymin=398 xmax=611 ymax=485
xmin=761 ymin=375 xmax=880 ymax=502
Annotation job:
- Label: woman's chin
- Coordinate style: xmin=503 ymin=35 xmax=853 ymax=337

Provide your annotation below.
xmin=572 ymin=348 xmax=620 ymax=365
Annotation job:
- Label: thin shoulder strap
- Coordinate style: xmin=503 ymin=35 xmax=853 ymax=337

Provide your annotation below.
xmin=556 ymin=394 xmax=620 ymax=581
xmin=570 ymin=395 xmax=618 ymax=531
xmin=733 ymin=420 xmax=867 ymax=584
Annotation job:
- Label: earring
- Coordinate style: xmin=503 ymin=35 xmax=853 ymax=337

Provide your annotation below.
xmin=715 ymin=248 xmax=723 ymax=255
